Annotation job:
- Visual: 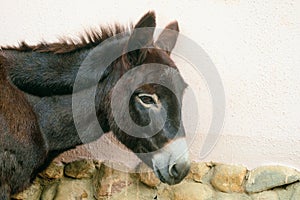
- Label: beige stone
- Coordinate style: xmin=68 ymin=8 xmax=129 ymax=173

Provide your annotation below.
xmin=273 ymin=182 xmax=300 ymax=200
xmin=251 ymin=191 xmax=279 ymax=200
xmin=94 ymin=163 xmax=134 ymax=198
xmin=187 ymin=162 xmax=212 ymax=183
xmin=157 ymin=185 xmax=173 ymax=200
xmin=137 ymin=163 xmax=160 ymax=188
xmin=216 ymin=192 xmax=251 ymax=200
xmin=40 ymin=182 xmax=58 ymax=200
xmin=274 ymin=188 xmax=293 ymax=200
xmin=64 ymin=159 xmax=96 ymax=179
xmin=54 ymin=178 xmax=93 ymax=200
xmin=110 ymin=182 xmax=158 ymax=200
xmin=159 ymin=182 xmax=215 ymax=200
xmin=12 ymin=180 xmax=42 ymax=200
xmin=39 ymin=162 xmax=64 ymax=179
xmin=211 ymin=164 xmax=247 ymax=193
xmin=290 ymin=182 xmax=300 ymax=200
xmin=93 ymin=160 xmax=102 ymax=169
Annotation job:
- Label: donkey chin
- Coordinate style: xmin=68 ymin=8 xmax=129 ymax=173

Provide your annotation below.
xmin=139 ymin=138 xmax=191 ymax=185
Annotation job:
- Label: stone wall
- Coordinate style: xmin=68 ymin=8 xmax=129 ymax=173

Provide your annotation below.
xmin=12 ymin=160 xmax=300 ymax=200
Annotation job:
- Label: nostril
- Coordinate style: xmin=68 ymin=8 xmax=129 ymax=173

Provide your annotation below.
xmin=169 ymin=163 xmax=179 ymax=178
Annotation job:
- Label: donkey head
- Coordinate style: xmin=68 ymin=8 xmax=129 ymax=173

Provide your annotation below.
xmin=107 ymin=11 xmax=190 ymax=185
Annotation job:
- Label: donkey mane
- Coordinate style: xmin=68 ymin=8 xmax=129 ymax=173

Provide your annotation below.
xmin=1 ymin=23 xmax=133 ymax=54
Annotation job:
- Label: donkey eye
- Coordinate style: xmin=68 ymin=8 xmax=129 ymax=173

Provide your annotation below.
xmin=137 ymin=93 xmax=158 ymax=106
xmin=139 ymin=96 xmax=156 ymax=104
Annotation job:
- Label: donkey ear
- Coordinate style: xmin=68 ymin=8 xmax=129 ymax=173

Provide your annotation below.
xmin=155 ymin=21 xmax=179 ymax=55
xmin=127 ymin=11 xmax=156 ymax=65
xmin=134 ymin=10 xmax=156 ymax=30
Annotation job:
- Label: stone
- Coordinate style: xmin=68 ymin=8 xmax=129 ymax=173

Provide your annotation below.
xmin=211 ymin=164 xmax=247 ymax=193
xmin=159 ymin=182 xmax=215 ymax=200
xmin=187 ymin=162 xmax=212 ymax=183
xmin=11 ymin=160 xmax=300 ymax=200
xmin=137 ymin=163 xmax=161 ymax=188
xmin=110 ymin=182 xmax=158 ymax=200
xmin=40 ymin=182 xmax=58 ymax=200
xmin=94 ymin=162 xmax=134 ymax=199
xmin=273 ymin=182 xmax=300 ymax=200
xmin=11 ymin=180 xmax=42 ymax=200
xmin=215 ymin=192 xmax=251 ymax=200
xmin=250 ymin=191 xmax=279 ymax=200
xmin=289 ymin=182 xmax=300 ymax=200
xmin=273 ymin=181 xmax=300 ymax=200
xmin=64 ymin=159 xmax=96 ymax=179
xmin=245 ymin=166 xmax=300 ymax=193
xmin=157 ymin=185 xmax=174 ymax=200
xmin=39 ymin=162 xmax=64 ymax=179
xmin=201 ymin=164 xmax=216 ymax=184
xmin=93 ymin=160 xmax=102 ymax=169
xmin=54 ymin=178 xmax=93 ymax=200
xmin=274 ymin=188 xmax=294 ymax=200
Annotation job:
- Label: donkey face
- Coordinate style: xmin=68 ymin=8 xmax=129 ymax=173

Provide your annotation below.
xmin=110 ymin=12 xmax=190 ymax=185
xmin=128 ymin=82 xmax=189 ymax=185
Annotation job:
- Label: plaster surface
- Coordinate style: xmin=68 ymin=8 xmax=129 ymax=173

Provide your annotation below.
xmin=1 ymin=0 xmax=299 ymax=170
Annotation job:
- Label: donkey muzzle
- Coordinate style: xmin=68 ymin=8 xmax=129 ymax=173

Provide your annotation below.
xmin=152 ymin=138 xmax=190 ymax=185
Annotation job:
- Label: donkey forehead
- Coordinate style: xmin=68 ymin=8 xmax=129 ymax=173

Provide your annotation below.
xmin=136 ymin=84 xmax=157 ymax=94
xmin=143 ymin=48 xmax=177 ymax=68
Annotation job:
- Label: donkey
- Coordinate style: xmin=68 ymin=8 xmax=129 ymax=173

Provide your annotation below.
xmin=0 ymin=58 xmax=47 ymax=199
xmin=0 ymin=11 xmax=190 ymax=198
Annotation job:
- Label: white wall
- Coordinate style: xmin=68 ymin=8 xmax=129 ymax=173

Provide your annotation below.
xmin=1 ymin=0 xmax=299 ymax=170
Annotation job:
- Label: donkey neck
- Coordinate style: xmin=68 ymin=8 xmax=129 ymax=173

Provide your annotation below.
xmin=3 ymin=33 xmax=130 ymax=97
xmin=5 ymin=35 xmax=130 ymax=153
xmin=3 ymin=48 xmax=91 ymax=96
xmin=25 ymin=86 xmax=109 ymax=153
xmin=20 ymin=36 xmax=126 ymax=152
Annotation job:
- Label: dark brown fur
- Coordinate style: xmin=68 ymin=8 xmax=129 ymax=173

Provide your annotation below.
xmin=0 ymin=55 xmax=47 ymax=199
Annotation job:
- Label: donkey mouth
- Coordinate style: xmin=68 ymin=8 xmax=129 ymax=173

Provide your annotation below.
xmin=155 ymin=169 xmax=167 ymax=183
xmin=151 ymin=138 xmax=191 ymax=185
